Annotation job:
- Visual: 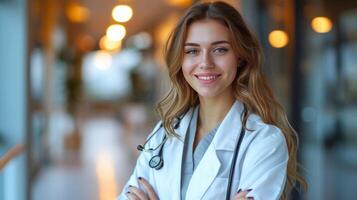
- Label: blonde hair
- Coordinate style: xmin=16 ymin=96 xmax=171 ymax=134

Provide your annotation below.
xmin=156 ymin=1 xmax=307 ymax=198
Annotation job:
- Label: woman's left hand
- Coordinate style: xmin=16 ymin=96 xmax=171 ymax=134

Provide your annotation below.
xmin=233 ymin=188 xmax=254 ymax=200
xmin=126 ymin=177 xmax=159 ymax=200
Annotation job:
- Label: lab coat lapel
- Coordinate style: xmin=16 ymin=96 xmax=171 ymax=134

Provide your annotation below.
xmin=214 ymin=100 xmax=244 ymax=151
xmin=185 ymin=101 xmax=244 ymax=199
xmin=185 ymin=143 xmax=221 ymax=199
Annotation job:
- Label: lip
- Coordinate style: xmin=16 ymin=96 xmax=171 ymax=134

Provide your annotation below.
xmin=194 ymin=73 xmax=221 ymax=85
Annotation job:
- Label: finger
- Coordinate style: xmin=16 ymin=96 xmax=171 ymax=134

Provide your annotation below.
xmin=126 ymin=191 xmax=140 ymax=200
xmin=234 ymin=191 xmax=247 ymax=198
xmin=128 ymin=185 xmax=148 ymax=200
xmin=138 ymin=177 xmax=159 ymax=200
xmin=233 ymin=197 xmax=254 ymax=200
xmin=234 ymin=189 xmax=253 ymax=199
xmin=233 ymin=194 xmax=248 ymax=200
xmin=233 ymin=197 xmax=247 ymax=200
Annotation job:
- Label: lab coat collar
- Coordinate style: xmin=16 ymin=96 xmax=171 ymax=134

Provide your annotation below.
xmin=177 ymin=100 xmax=245 ymax=150
xmin=175 ymin=107 xmax=195 ymax=142
xmin=212 ymin=100 xmax=245 ymax=151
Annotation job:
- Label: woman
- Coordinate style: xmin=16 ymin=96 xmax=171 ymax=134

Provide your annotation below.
xmin=118 ymin=1 xmax=306 ymax=200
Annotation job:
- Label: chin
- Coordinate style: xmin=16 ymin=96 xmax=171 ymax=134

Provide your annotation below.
xmin=197 ymin=91 xmax=220 ymax=99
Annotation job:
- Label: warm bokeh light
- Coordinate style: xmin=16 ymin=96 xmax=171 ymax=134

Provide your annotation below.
xmin=311 ymin=16 xmax=333 ymax=33
xmin=268 ymin=30 xmax=289 ymax=48
xmin=99 ymin=36 xmax=122 ymax=51
xmin=112 ymin=5 xmax=133 ymax=23
xmin=93 ymin=51 xmax=112 ymax=70
xmin=95 ymin=153 xmax=118 ymax=200
xmin=167 ymin=0 xmax=192 ymax=8
xmin=106 ymin=24 xmax=126 ymax=42
xmin=66 ymin=4 xmax=90 ymax=23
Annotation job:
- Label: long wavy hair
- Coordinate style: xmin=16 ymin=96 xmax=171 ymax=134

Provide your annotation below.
xmin=156 ymin=1 xmax=307 ymax=199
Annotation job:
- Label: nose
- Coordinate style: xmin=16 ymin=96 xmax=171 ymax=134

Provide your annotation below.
xmin=198 ymin=50 xmax=214 ymax=69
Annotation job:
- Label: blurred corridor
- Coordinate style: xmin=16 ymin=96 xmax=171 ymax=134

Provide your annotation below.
xmin=32 ymin=112 xmax=141 ymax=200
xmin=1 ymin=0 xmax=357 ymax=200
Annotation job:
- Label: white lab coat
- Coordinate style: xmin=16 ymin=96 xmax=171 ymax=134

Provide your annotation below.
xmin=117 ymin=101 xmax=288 ymax=200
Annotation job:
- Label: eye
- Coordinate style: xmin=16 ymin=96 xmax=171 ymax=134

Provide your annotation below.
xmin=184 ymin=48 xmax=199 ymax=55
xmin=213 ymin=47 xmax=229 ymax=54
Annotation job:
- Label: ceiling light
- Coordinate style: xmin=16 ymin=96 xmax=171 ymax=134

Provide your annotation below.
xmin=311 ymin=17 xmax=333 ymax=33
xmin=106 ymin=24 xmax=126 ymax=42
xmin=112 ymin=5 xmax=133 ymax=23
xmin=99 ymin=36 xmax=122 ymax=51
xmin=268 ymin=30 xmax=289 ymax=48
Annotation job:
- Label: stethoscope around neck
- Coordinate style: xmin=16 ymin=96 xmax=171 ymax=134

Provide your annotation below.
xmin=137 ymin=107 xmax=247 ymax=200
xmin=137 ymin=119 xmax=180 ymax=170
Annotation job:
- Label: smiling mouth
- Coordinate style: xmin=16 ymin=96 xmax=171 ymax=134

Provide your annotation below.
xmin=195 ymin=75 xmax=221 ymax=81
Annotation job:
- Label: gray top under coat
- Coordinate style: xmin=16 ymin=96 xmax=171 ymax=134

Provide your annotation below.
xmin=180 ymin=107 xmax=220 ymax=200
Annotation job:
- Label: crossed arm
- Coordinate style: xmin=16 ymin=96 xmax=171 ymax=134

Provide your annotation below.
xmin=125 ymin=177 xmax=254 ymax=200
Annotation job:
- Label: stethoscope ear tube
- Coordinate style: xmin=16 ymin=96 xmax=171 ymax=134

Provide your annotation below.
xmin=137 ymin=145 xmax=144 ymax=151
xmin=136 ymin=116 xmax=182 ymax=172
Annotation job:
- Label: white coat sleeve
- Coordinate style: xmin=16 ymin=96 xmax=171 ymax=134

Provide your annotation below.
xmin=116 ymin=151 xmax=151 ymax=200
xmin=116 ymin=123 xmax=161 ymax=200
xmin=238 ymin=126 xmax=289 ymax=200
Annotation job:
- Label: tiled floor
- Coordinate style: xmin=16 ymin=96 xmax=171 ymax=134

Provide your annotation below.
xmin=32 ymin=115 xmax=146 ymax=200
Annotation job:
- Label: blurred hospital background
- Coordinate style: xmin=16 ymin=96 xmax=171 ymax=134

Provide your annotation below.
xmin=1 ymin=0 xmax=357 ymax=199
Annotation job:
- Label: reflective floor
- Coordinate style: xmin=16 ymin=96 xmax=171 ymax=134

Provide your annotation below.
xmin=31 ymin=110 xmax=357 ymax=200
xmin=32 ymin=112 xmax=146 ymax=200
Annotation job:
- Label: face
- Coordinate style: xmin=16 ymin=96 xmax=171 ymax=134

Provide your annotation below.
xmin=182 ymin=19 xmax=238 ymax=101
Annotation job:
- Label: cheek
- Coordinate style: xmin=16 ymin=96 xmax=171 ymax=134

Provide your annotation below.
xmin=228 ymin=68 xmax=238 ymax=82
xmin=182 ymin=60 xmax=194 ymax=80
xmin=222 ymin=64 xmax=239 ymax=84
xmin=219 ymin=59 xmax=238 ymax=78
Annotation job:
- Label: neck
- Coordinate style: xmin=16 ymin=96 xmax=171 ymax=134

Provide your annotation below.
xmin=197 ymin=94 xmax=235 ymax=134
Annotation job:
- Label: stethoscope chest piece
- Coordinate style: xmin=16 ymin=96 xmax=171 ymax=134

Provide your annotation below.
xmin=149 ymin=155 xmax=164 ymax=170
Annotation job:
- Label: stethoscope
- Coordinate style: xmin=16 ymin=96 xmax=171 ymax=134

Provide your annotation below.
xmin=137 ymin=118 xmax=181 ymax=170
xmin=137 ymin=107 xmax=247 ymax=200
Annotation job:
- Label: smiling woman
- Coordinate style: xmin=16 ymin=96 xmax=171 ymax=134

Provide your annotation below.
xmin=182 ymin=19 xmax=238 ymax=101
xmin=117 ymin=1 xmax=306 ymax=200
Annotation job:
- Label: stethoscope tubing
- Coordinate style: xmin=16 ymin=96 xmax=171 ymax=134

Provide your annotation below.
xmin=225 ymin=124 xmax=246 ymax=199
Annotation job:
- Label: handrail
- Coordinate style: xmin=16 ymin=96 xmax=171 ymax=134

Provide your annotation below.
xmin=0 ymin=144 xmax=24 ymax=170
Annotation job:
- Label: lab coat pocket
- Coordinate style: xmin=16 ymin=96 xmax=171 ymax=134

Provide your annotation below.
xmin=201 ymin=177 xmax=228 ymax=200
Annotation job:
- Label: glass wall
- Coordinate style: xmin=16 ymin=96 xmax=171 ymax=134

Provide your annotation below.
xmin=0 ymin=0 xmax=28 ymax=200
xmin=252 ymin=0 xmax=357 ymax=199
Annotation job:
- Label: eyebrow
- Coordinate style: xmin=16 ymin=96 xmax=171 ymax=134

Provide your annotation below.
xmin=184 ymin=40 xmax=230 ymax=46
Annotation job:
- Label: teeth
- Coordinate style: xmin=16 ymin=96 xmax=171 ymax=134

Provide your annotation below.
xmin=197 ymin=75 xmax=217 ymax=80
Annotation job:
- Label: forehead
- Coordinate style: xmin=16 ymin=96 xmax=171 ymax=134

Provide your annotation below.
xmin=185 ymin=19 xmax=231 ymax=44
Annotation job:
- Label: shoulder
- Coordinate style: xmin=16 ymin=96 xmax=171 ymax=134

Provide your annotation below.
xmin=245 ymin=113 xmax=287 ymax=153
